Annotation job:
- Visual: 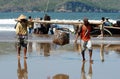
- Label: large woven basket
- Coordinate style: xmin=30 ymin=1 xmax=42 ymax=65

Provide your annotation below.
xmin=53 ymin=30 xmax=69 ymax=45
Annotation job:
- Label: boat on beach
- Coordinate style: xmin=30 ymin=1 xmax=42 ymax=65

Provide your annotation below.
xmin=32 ymin=19 xmax=120 ymax=36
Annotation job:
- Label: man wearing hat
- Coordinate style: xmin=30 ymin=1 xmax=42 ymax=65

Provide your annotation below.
xmin=15 ymin=14 xmax=28 ymax=59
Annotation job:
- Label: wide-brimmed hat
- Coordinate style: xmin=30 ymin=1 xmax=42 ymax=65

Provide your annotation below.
xmin=16 ymin=14 xmax=27 ymax=21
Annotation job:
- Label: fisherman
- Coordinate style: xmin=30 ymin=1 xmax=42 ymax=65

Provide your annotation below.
xmin=75 ymin=18 xmax=93 ymax=61
xmin=43 ymin=14 xmax=53 ymax=34
xmin=98 ymin=17 xmax=113 ymax=38
xmin=104 ymin=18 xmax=113 ymax=26
xmin=15 ymin=14 xmax=28 ymax=59
xmin=28 ymin=16 xmax=34 ymax=34
xmin=97 ymin=17 xmax=106 ymax=38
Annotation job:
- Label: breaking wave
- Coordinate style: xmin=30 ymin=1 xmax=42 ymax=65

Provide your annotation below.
xmin=0 ymin=18 xmax=117 ymax=31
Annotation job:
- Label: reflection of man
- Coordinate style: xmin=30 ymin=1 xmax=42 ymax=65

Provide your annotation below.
xmin=53 ymin=74 xmax=69 ymax=79
xmin=74 ymin=43 xmax=82 ymax=55
xmin=17 ymin=58 xmax=28 ymax=79
xmin=43 ymin=43 xmax=51 ymax=56
xmin=81 ymin=62 xmax=93 ymax=79
xmin=28 ymin=42 xmax=33 ymax=54
xmin=36 ymin=42 xmax=51 ymax=56
xmin=40 ymin=43 xmax=51 ymax=57
xmin=100 ymin=44 xmax=104 ymax=62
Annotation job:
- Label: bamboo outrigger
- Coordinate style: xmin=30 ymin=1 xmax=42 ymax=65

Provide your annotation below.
xmin=33 ymin=19 xmax=103 ymax=25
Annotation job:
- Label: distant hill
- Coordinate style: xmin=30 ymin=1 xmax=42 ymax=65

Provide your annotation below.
xmin=0 ymin=0 xmax=120 ymax=12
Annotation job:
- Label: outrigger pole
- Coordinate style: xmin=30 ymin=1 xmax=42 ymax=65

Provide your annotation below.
xmin=32 ymin=20 xmax=103 ymax=25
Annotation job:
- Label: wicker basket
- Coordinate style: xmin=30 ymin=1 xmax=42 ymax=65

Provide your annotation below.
xmin=53 ymin=30 xmax=69 ymax=45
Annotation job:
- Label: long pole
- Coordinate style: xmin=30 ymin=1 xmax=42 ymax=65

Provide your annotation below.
xmin=45 ymin=0 xmax=49 ymax=12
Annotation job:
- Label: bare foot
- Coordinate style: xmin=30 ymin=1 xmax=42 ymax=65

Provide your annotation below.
xmin=18 ymin=55 xmax=20 ymax=58
xmin=74 ymin=40 xmax=77 ymax=43
xmin=82 ymin=59 xmax=86 ymax=62
xmin=90 ymin=60 xmax=93 ymax=64
xmin=24 ymin=56 xmax=27 ymax=59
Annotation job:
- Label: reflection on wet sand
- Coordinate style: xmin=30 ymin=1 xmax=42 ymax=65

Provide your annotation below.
xmin=27 ymin=41 xmax=120 ymax=61
xmin=100 ymin=43 xmax=104 ymax=62
xmin=93 ymin=44 xmax=120 ymax=62
xmin=73 ymin=42 xmax=120 ymax=62
xmin=28 ymin=42 xmax=33 ymax=54
xmin=17 ymin=58 xmax=28 ymax=79
xmin=53 ymin=74 xmax=69 ymax=79
xmin=39 ymin=43 xmax=51 ymax=56
xmin=81 ymin=62 xmax=93 ymax=79
xmin=104 ymin=44 xmax=120 ymax=51
xmin=0 ymin=41 xmax=120 ymax=79
xmin=28 ymin=42 xmax=52 ymax=57
xmin=74 ymin=43 xmax=82 ymax=54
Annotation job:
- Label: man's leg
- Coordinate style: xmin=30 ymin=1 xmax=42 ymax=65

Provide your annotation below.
xmin=23 ymin=37 xmax=28 ymax=59
xmin=89 ymin=49 xmax=92 ymax=61
xmin=17 ymin=46 xmax=21 ymax=58
xmin=87 ymin=40 xmax=93 ymax=61
xmin=81 ymin=40 xmax=87 ymax=61
xmin=81 ymin=50 xmax=85 ymax=61
xmin=24 ymin=47 xmax=27 ymax=58
xmin=86 ymin=40 xmax=92 ymax=61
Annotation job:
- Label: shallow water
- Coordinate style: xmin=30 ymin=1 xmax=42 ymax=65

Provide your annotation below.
xmin=0 ymin=41 xmax=120 ymax=79
xmin=0 ymin=31 xmax=120 ymax=79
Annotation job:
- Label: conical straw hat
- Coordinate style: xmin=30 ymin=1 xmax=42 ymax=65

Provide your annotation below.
xmin=17 ymin=14 xmax=27 ymax=21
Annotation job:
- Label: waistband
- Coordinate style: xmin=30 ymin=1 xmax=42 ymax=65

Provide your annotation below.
xmin=17 ymin=35 xmax=28 ymax=39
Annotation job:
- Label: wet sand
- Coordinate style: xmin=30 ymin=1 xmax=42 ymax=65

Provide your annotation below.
xmin=0 ymin=31 xmax=120 ymax=79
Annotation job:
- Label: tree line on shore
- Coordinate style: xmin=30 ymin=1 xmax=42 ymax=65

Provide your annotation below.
xmin=0 ymin=0 xmax=120 ymax=12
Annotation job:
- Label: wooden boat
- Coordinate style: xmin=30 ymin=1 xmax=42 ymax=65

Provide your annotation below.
xmin=32 ymin=19 xmax=120 ymax=36
xmin=92 ymin=25 xmax=120 ymax=36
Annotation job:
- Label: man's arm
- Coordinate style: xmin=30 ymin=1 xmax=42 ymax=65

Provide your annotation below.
xmin=15 ymin=22 xmax=20 ymax=35
xmin=74 ymin=24 xmax=82 ymax=43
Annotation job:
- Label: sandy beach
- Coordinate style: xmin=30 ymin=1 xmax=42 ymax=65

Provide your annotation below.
xmin=0 ymin=31 xmax=120 ymax=79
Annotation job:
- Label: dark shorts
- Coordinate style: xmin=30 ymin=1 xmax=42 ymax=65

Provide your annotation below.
xmin=17 ymin=35 xmax=28 ymax=48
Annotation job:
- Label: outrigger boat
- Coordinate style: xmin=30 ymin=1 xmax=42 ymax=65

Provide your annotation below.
xmin=33 ymin=19 xmax=120 ymax=36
